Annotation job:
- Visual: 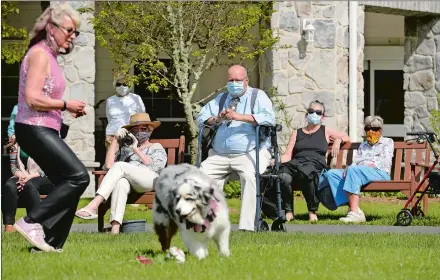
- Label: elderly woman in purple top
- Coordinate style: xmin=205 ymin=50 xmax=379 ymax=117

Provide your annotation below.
xmin=321 ymin=116 xmax=394 ymax=223
xmin=12 ymin=4 xmax=90 ymax=252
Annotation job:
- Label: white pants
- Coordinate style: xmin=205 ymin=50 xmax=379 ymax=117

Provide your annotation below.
xmin=96 ymin=162 xmax=158 ymax=224
xmin=200 ymin=148 xmax=272 ymax=231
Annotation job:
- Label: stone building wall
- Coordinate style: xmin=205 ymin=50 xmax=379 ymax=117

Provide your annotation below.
xmin=51 ymin=1 xmax=99 ymax=197
xmin=269 ymin=1 xmax=365 ymax=148
xmin=403 ymin=16 xmax=440 ymax=133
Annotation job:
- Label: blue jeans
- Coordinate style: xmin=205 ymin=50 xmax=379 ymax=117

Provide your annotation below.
xmin=324 ymin=165 xmax=390 ymax=207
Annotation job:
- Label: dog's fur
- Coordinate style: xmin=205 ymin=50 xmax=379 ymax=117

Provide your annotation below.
xmin=153 ymin=163 xmax=231 ymax=259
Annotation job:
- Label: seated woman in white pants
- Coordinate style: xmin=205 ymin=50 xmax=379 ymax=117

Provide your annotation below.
xmin=75 ymin=113 xmax=167 ymax=234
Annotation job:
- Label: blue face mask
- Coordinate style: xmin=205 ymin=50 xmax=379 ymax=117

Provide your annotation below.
xmin=307 ymin=113 xmax=322 ymax=125
xmin=227 ymin=81 xmax=245 ymax=97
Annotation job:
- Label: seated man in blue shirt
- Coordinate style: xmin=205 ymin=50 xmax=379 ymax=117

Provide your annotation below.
xmin=196 ymin=65 xmax=276 ymax=232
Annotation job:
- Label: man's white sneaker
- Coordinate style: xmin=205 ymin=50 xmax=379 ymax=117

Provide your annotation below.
xmin=340 ymin=211 xmax=366 ymax=223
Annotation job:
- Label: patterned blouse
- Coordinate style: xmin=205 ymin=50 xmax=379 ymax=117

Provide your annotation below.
xmin=110 ymin=143 xmax=168 ymax=174
xmin=352 ymin=136 xmax=394 ymax=174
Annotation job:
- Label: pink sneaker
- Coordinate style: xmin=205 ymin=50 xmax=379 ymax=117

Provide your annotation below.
xmin=14 ymin=218 xmax=54 ymax=252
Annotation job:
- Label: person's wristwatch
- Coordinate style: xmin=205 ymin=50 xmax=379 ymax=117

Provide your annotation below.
xmin=61 ymin=100 xmax=67 ymax=111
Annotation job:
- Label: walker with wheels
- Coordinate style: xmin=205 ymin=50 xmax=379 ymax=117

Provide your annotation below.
xmin=396 ymin=132 xmax=440 ymax=226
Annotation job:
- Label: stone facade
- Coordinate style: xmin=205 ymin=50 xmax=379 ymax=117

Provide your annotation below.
xmin=269 ymin=1 xmax=365 ymax=147
xmin=361 ymin=1 xmax=440 ymax=15
xmin=51 ymin=1 xmax=99 ymax=197
xmin=404 ymin=16 xmax=440 ymax=133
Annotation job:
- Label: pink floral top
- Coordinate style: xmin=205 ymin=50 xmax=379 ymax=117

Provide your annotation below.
xmin=15 ymin=41 xmax=65 ymax=131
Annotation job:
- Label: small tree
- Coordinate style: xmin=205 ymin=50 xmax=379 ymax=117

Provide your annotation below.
xmin=90 ymin=1 xmax=279 ymax=163
xmin=1 ymin=1 xmax=28 ymax=64
xmin=268 ymin=86 xmax=298 ymax=152
xmin=429 ymin=93 xmax=440 ymax=152
xmin=431 ymin=110 xmax=440 ymax=136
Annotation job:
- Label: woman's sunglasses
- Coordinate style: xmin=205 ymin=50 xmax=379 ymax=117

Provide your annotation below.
xmin=364 ymin=126 xmax=381 ymax=132
xmin=130 ymin=125 xmax=154 ymax=132
xmin=115 ymin=83 xmax=128 ymax=87
xmin=307 ymin=109 xmax=323 ymax=116
xmin=52 ymin=22 xmax=80 ymax=37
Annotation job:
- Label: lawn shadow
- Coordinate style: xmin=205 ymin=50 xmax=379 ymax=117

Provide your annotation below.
xmin=289 ymin=213 xmax=385 ymax=224
xmin=292 ymin=213 xmax=344 ymax=221
xmin=137 ymin=248 xmax=162 ymax=258
xmin=365 ymin=214 xmax=383 ymax=221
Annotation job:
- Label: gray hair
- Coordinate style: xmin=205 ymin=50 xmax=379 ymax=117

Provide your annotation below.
xmin=307 ymin=100 xmax=325 ymax=115
xmin=364 ymin=116 xmax=384 ymax=128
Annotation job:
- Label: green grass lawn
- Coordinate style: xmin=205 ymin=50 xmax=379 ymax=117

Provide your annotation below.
xmin=12 ymin=196 xmax=440 ymax=226
xmin=2 ymin=231 xmax=440 ymax=279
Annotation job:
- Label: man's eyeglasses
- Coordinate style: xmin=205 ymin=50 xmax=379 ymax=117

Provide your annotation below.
xmin=115 ymin=83 xmax=128 ymax=87
xmin=364 ymin=126 xmax=381 ymax=132
xmin=52 ymin=22 xmax=80 ymax=37
xmin=228 ymin=78 xmax=246 ymax=83
xmin=307 ymin=109 xmax=323 ymax=116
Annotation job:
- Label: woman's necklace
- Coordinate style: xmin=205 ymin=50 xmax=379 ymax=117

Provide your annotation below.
xmin=303 ymin=125 xmax=320 ymax=135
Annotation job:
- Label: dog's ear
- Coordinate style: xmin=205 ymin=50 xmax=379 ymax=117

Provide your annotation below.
xmin=199 ymin=186 xmax=214 ymax=205
xmin=170 ymin=188 xmax=178 ymax=200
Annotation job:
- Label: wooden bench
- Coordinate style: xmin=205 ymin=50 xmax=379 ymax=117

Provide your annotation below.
xmin=291 ymin=141 xmax=431 ymax=215
xmin=92 ymin=136 xmax=185 ymax=232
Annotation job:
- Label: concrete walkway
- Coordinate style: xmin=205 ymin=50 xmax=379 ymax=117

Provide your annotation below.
xmin=71 ymin=223 xmax=440 ymax=234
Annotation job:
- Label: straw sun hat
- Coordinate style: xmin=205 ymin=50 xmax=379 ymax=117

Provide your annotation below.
xmin=122 ymin=113 xmax=161 ymax=129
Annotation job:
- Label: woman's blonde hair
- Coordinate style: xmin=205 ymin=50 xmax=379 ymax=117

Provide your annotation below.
xmin=112 ymin=73 xmax=128 ymax=88
xmin=28 ymin=3 xmax=81 ymax=54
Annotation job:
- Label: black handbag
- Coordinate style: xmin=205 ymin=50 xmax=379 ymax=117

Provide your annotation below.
xmin=200 ymin=124 xmax=219 ymax=162
xmin=317 ymin=169 xmax=339 ymax=211
xmin=60 ymin=123 xmax=70 ymax=139
xmin=199 ymin=93 xmax=229 ymax=162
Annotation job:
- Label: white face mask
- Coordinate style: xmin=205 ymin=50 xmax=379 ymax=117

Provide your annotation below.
xmin=116 ymin=86 xmax=129 ymax=96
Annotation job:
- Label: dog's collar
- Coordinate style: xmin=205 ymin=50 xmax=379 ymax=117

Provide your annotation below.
xmin=185 ymin=199 xmax=219 ymax=233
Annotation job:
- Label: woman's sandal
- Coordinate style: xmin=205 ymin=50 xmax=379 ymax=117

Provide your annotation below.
xmin=75 ymin=208 xmax=98 ymax=220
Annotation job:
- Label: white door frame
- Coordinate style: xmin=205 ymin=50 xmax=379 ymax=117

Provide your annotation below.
xmin=369 ymin=60 xmax=405 ymax=137
xmin=364 ymin=46 xmax=405 ymax=137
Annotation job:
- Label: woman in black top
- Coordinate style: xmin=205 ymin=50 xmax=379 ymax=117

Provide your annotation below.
xmin=2 ymin=144 xmax=54 ymax=232
xmin=278 ymin=100 xmax=350 ymax=221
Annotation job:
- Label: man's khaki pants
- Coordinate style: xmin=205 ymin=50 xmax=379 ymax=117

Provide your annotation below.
xmin=200 ymin=148 xmax=272 ymax=231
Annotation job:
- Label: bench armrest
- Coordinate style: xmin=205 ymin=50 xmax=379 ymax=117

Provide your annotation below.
xmin=410 ymin=162 xmax=439 ymax=170
xmin=92 ymin=170 xmax=108 ymax=176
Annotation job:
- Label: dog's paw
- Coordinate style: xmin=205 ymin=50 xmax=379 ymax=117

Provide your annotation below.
xmin=219 ymin=250 xmax=231 ymax=257
xmin=168 ymin=247 xmax=185 ymax=263
xmin=194 ymin=248 xmax=209 ymax=260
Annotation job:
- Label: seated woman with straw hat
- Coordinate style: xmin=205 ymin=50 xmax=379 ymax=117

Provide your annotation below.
xmin=75 ymin=113 xmax=167 ymax=234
